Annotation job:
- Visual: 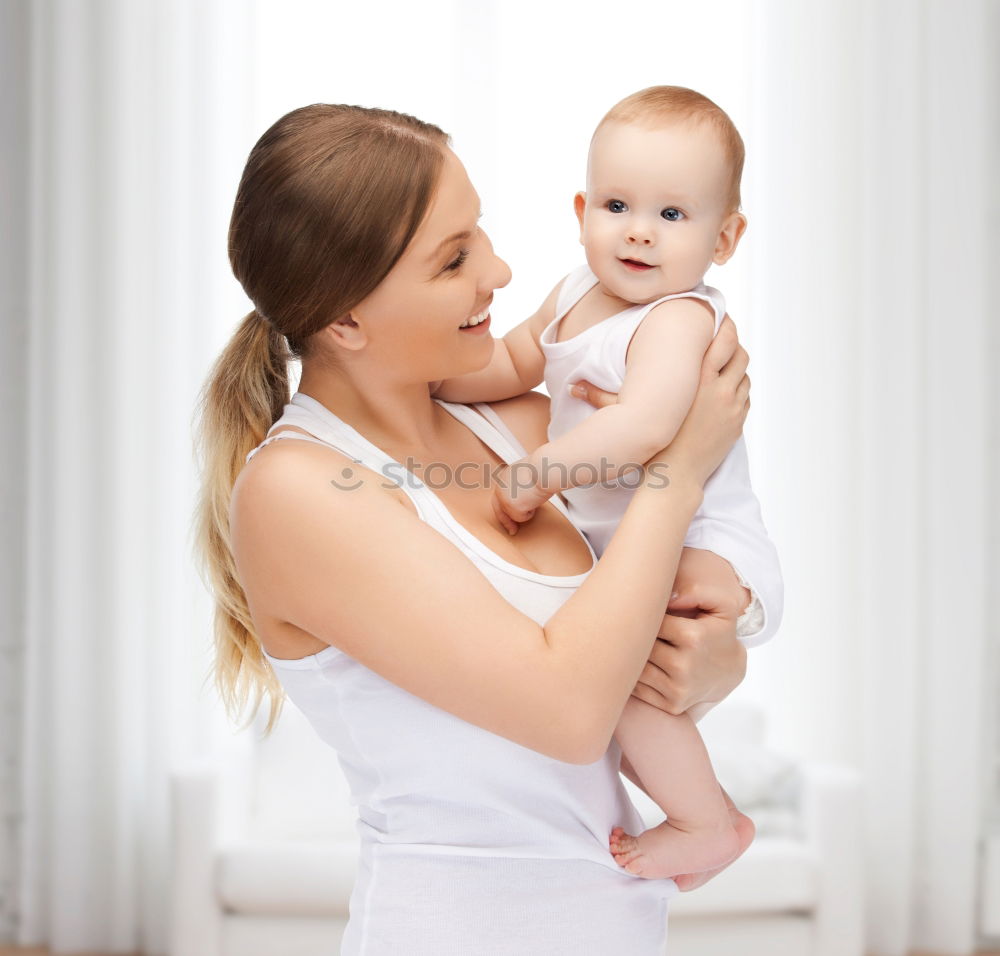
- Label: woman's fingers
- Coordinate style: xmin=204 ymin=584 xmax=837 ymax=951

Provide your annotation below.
xmin=701 ymin=314 xmax=739 ymax=375
xmin=721 ymin=345 xmax=749 ymax=382
xmin=703 ymin=315 xmax=750 ymax=424
xmin=631 ymin=657 xmax=689 ymax=716
xmin=569 ymin=380 xmax=619 ymax=409
xmin=737 ymin=373 xmax=751 ymax=407
xmin=630 ymin=605 xmax=748 ymax=717
xmin=703 ymin=316 xmax=749 ymax=386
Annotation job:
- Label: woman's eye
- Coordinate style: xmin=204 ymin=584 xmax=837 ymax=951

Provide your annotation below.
xmin=607 ymin=200 xmax=627 ymax=214
xmin=661 ymin=207 xmax=684 ymax=222
xmin=444 ymin=249 xmax=469 ymax=272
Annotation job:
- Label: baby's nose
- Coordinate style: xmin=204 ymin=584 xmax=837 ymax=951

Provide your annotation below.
xmin=627 ymin=224 xmax=655 ymax=244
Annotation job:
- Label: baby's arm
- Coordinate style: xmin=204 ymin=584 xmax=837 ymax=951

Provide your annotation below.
xmin=431 ymin=280 xmax=563 ymax=403
xmin=497 ymin=298 xmax=715 ymax=525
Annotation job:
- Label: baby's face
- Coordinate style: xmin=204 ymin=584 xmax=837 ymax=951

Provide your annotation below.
xmin=576 ymin=119 xmax=740 ymax=305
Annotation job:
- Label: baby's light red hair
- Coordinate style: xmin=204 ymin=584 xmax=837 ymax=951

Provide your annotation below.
xmin=597 ymin=86 xmax=745 ymax=214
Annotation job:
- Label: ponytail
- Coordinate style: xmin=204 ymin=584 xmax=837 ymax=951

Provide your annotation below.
xmin=196 ymin=103 xmax=449 ymax=734
xmin=193 ymin=309 xmax=291 ymax=733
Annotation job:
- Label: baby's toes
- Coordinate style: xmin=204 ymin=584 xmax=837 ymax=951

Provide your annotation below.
xmin=610 ymin=832 xmax=644 ymax=870
xmin=612 ymin=846 xmax=646 ymax=875
xmin=622 ymin=857 xmax=645 ymax=876
xmin=613 ymin=843 xmax=643 ymax=865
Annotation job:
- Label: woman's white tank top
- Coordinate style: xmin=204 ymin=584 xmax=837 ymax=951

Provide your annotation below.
xmin=243 ymin=391 xmax=677 ymax=954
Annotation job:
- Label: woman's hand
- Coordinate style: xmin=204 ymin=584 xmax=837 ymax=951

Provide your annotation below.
xmin=570 ymin=321 xmax=752 ymax=715
xmin=659 ymin=314 xmax=749 ymax=486
xmin=633 ymin=548 xmax=749 ymax=715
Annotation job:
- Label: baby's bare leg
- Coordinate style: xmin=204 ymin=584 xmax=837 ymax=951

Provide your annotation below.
xmin=671 ymin=786 xmax=755 ymax=892
xmin=609 ymin=696 xmax=742 ymax=879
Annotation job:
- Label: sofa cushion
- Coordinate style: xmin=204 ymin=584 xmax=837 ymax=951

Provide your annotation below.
xmin=218 ymin=840 xmax=358 ymax=916
xmin=667 ymin=914 xmax=815 ymax=953
xmin=217 ymin=837 xmax=816 ymax=920
xmin=621 ymin=701 xmax=804 ymax=839
xmin=667 ymin=839 xmax=819 ymax=916
xmin=222 ymin=914 xmax=348 ymax=956
xmin=698 ymin=703 xmax=803 ymax=819
xmin=252 ymin=702 xmax=358 ymax=842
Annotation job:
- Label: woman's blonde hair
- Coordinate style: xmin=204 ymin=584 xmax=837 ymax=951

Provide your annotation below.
xmin=194 ymin=104 xmax=448 ymax=732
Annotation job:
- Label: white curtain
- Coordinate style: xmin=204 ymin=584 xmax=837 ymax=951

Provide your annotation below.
xmin=17 ymin=1 xmax=256 ymax=951
xmin=734 ymin=1 xmax=994 ymax=952
xmin=0 ymin=0 xmax=30 ymax=942
xmin=8 ymin=0 xmax=996 ymax=953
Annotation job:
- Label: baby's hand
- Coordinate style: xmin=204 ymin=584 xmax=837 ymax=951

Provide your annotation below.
xmin=491 ymin=462 xmax=550 ymax=536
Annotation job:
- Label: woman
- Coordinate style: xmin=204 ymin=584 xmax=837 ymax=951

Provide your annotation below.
xmin=195 ymin=104 xmax=774 ymax=954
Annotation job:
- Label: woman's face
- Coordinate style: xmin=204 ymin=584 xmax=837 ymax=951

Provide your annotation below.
xmin=349 ymin=148 xmax=512 ymax=382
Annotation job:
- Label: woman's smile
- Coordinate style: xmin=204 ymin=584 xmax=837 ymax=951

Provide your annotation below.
xmin=459 ymin=312 xmax=491 ymax=333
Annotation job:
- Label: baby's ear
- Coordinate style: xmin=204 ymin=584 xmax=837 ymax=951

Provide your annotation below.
xmin=573 ymin=192 xmax=587 ymax=244
xmin=713 ymin=211 xmax=748 ymax=266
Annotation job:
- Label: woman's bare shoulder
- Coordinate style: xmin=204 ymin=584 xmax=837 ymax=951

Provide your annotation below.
xmin=485 ymin=390 xmax=550 ymax=453
xmin=230 ymin=434 xmax=413 ymax=578
xmin=232 ymin=430 xmax=382 ymax=512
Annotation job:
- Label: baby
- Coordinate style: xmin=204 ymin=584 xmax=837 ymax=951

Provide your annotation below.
xmin=433 ymin=86 xmax=764 ymax=885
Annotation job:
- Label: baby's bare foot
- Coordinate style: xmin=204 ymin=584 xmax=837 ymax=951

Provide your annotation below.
xmin=672 ymin=808 xmax=755 ymax=891
xmin=608 ymin=817 xmax=741 ymax=880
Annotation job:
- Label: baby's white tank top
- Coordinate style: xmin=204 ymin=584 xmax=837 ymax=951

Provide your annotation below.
xmin=243 ymin=392 xmax=677 ymax=955
xmin=542 ymin=264 xmax=735 ymax=559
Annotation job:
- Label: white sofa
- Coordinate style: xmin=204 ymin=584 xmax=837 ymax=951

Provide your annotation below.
xmin=169 ymin=701 xmax=863 ymax=956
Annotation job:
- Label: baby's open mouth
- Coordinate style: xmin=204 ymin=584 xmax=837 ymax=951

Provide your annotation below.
xmin=620 ymin=258 xmax=653 ymax=271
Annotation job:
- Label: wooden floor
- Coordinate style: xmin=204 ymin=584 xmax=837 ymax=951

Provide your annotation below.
xmin=10 ymin=945 xmax=1000 ymax=956
xmin=0 ymin=950 xmax=138 ymax=956
xmin=0 ymin=950 xmax=140 ymax=956
xmin=0 ymin=948 xmax=142 ymax=956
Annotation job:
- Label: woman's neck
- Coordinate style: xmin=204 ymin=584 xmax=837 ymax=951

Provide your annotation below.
xmin=297 ymin=365 xmax=447 ymax=457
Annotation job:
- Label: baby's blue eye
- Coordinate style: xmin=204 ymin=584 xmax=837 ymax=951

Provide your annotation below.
xmin=607 ymin=200 xmax=627 ymax=214
xmin=661 ymin=207 xmax=684 ymax=222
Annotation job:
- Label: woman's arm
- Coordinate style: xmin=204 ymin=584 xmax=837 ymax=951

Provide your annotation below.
xmin=233 ymin=434 xmax=702 ymax=766
xmin=486 ymin=401 xmax=753 ymax=716
xmin=232 ymin=321 xmax=748 ymax=766
xmin=495 ymin=364 xmax=759 ymax=717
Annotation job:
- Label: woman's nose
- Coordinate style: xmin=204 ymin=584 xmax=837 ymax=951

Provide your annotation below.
xmin=489 ymin=251 xmax=512 ymax=291
xmin=478 ymin=230 xmax=512 ymax=291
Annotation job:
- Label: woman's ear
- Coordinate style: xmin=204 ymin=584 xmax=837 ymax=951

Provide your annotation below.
xmin=574 ymin=192 xmax=587 ymax=245
xmin=713 ymin=212 xmax=748 ymax=266
xmin=322 ymin=312 xmax=368 ymax=353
